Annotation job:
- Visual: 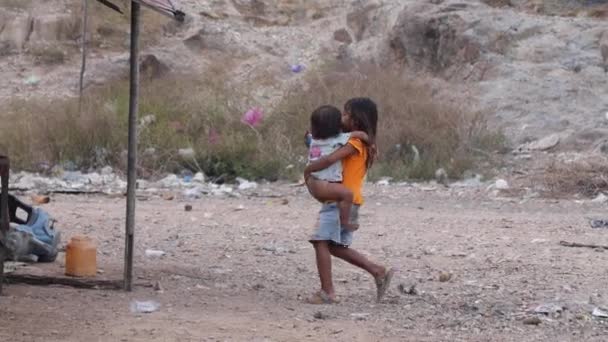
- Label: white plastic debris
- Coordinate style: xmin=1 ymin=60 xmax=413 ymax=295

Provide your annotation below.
xmin=376 ymin=177 xmax=392 ymax=186
xmin=193 ymin=172 xmax=205 ymax=183
xmin=592 ymin=193 xmax=608 ymax=204
xmin=236 ymin=177 xmax=258 ymax=190
xmin=495 ymin=179 xmax=509 ymax=190
xmin=592 ymin=307 xmax=608 ymax=318
xmin=144 ymin=249 xmax=166 ymax=258
xmin=130 ymin=300 xmax=160 ymax=313
xmin=159 ymin=174 xmax=180 ymax=188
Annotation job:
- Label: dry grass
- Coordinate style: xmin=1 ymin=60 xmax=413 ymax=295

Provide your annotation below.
xmin=0 ymin=68 xmax=284 ymax=181
xmin=541 ymin=157 xmax=608 ymax=197
xmin=270 ymin=62 xmax=505 ymax=180
xmin=0 ymin=61 xmax=504 ymax=181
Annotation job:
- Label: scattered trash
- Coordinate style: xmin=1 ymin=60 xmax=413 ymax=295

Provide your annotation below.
xmin=592 ymin=307 xmax=608 ymax=318
xmin=242 ymin=107 xmax=264 ymax=127
xmin=181 ymin=169 xmax=193 ymax=183
xmin=591 ymin=193 xmax=608 ymax=204
xmin=533 ymin=303 xmax=564 ymax=317
xmin=522 ymin=316 xmax=542 ymax=325
xmin=162 ymin=193 xmax=175 ymax=201
xmin=4 ymin=195 xmax=61 ymax=263
xmin=130 ymin=300 xmax=160 ymax=314
xmin=24 ymin=75 xmax=40 ymax=86
xmin=590 ymin=219 xmax=608 ymax=229
xmin=184 ymin=204 xmax=193 ymax=212
xmin=236 ymin=177 xmax=258 ymax=190
xmin=30 ymin=195 xmax=50 ymax=205
xmin=495 ymin=179 xmax=509 ymax=190
xmin=376 ymin=177 xmax=392 ymax=186
xmin=439 ymin=272 xmax=452 ymax=282
xmin=154 ymin=281 xmax=164 ymax=293
xmin=183 ymin=186 xmax=205 ymax=199
xmin=398 ymin=283 xmax=418 ymax=295
xmin=234 ymin=205 xmax=246 ymax=211
xmin=350 ymin=313 xmax=370 ymax=321
xmin=290 ymin=64 xmax=305 ymax=73
xmin=193 ymin=172 xmax=205 ymax=183
xmin=145 ymin=249 xmax=166 ymax=258
xmin=159 ymin=174 xmax=180 ymax=188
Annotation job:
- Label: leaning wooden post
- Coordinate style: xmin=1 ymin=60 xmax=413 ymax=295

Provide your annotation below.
xmin=124 ymin=0 xmax=140 ymax=292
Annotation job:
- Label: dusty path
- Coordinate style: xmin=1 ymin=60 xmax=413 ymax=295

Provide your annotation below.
xmin=1 ymin=183 xmax=608 ymax=341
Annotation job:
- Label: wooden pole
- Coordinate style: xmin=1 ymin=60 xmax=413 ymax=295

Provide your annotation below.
xmin=124 ymin=0 xmax=140 ymax=292
xmin=78 ymin=0 xmax=88 ymax=113
xmin=0 ymin=156 xmax=9 ymax=295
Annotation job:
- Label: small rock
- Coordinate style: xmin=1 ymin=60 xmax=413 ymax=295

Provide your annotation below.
xmin=31 ymin=195 xmax=50 ymax=204
xmin=234 ymin=205 xmax=246 ymax=211
xmin=154 ymin=281 xmax=164 ymax=293
xmin=435 ymin=168 xmax=448 ymax=185
xmin=184 ymin=204 xmax=193 ymax=212
xmin=162 ymin=193 xmax=175 ymax=201
xmin=398 ymin=283 xmax=418 ymax=295
xmin=314 ymin=311 xmax=330 ymax=320
xmin=439 ymin=272 xmax=452 ymax=282
xmin=523 ymin=316 xmax=542 ymax=325
xmin=516 ymin=134 xmax=560 ymax=153
xmin=333 ymin=28 xmax=353 ymax=44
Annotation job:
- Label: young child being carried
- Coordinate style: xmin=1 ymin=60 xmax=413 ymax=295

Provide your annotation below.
xmin=305 ymin=105 xmax=368 ymax=231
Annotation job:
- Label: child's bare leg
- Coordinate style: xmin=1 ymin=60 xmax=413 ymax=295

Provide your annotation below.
xmin=338 ymin=198 xmax=358 ymax=231
xmin=306 ymin=179 xmax=358 ymax=231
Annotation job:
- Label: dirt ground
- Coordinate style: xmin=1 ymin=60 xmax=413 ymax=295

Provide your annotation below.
xmin=1 ymin=183 xmax=608 ymax=341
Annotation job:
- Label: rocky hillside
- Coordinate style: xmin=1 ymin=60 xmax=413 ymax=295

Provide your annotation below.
xmin=1 ymin=0 xmax=608 ymax=150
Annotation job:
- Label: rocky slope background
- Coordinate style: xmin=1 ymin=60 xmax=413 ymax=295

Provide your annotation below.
xmin=1 ymin=0 xmax=608 ymax=195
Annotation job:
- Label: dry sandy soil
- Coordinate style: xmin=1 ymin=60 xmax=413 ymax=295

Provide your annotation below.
xmin=1 ymin=183 xmax=608 ymax=341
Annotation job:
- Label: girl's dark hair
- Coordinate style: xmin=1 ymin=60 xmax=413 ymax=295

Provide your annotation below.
xmin=310 ymin=105 xmax=342 ymax=139
xmin=344 ymin=97 xmax=378 ymax=169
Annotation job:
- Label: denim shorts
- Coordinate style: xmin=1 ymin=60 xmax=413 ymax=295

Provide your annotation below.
xmin=309 ymin=203 xmax=359 ymax=247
